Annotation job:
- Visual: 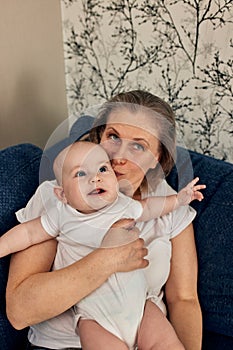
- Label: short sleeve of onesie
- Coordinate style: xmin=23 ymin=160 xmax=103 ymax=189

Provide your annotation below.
xmin=40 ymin=204 xmax=61 ymax=238
xmin=16 ymin=180 xmax=58 ymax=223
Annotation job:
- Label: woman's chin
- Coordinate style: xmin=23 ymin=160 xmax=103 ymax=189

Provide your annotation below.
xmin=118 ymin=179 xmax=135 ymax=197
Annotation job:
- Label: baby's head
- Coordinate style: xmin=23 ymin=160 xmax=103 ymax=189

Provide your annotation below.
xmin=53 ymin=141 xmax=118 ymax=214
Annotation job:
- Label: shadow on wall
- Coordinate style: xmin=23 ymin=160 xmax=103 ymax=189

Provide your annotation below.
xmin=0 ymin=72 xmax=66 ymax=150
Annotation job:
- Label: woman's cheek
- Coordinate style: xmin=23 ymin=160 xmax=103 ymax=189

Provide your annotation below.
xmin=130 ymin=159 xmax=149 ymax=177
xmin=100 ymin=140 xmax=116 ymax=158
xmin=118 ymin=178 xmax=135 ymax=196
xmin=140 ymin=154 xmax=157 ymax=174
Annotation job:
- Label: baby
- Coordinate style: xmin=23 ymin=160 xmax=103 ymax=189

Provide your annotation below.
xmin=0 ymin=141 xmax=205 ymax=349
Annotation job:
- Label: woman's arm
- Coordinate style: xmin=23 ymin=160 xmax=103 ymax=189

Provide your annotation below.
xmin=6 ymin=229 xmax=148 ymax=330
xmin=165 ymin=223 xmax=202 ymax=350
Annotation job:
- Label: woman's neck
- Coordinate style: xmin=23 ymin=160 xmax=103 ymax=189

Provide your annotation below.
xmin=133 ymin=187 xmax=142 ymax=200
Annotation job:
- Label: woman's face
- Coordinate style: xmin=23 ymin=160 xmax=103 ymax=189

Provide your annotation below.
xmin=100 ymin=108 xmax=161 ymax=197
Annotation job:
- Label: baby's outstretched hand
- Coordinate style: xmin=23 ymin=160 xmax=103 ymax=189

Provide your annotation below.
xmin=177 ymin=177 xmax=206 ymax=206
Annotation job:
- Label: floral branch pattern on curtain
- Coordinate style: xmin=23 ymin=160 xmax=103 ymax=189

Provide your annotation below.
xmin=61 ymin=0 xmax=233 ymax=162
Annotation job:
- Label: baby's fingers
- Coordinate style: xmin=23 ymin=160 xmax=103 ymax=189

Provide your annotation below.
xmin=193 ymin=184 xmax=206 ymax=191
xmin=193 ymin=190 xmax=205 ymax=201
xmin=189 ymin=177 xmax=200 ymax=187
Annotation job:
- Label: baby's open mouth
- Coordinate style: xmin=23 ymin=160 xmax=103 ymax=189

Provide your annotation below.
xmin=88 ymin=188 xmax=106 ymax=195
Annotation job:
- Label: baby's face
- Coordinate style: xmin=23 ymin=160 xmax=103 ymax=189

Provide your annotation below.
xmin=61 ymin=142 xmax=118 ymax=213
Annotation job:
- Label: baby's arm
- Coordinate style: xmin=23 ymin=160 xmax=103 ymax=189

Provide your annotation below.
xmin=0 ymin=218 xmax=53 ymax=258
xmin=138 ymin=177 xmax=206 ymax=222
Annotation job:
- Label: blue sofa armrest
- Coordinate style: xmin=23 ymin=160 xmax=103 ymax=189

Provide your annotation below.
xmin=0 ymin=144 xmax=42 ymax=350
xmin=167 ymin=147 xmax=233 ymax=348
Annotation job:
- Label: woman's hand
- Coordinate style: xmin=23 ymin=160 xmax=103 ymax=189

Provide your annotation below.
xmin=101 ymin=218 xmax=148 ymax=273
xmin=102 ymin=234 xmax=148 ymax=274
xmin=101 ymin=218 xmax=137 ymax=247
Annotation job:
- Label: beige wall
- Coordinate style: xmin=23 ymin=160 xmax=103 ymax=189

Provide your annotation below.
xmin=0 ymin=0 xmax=68 ymax=150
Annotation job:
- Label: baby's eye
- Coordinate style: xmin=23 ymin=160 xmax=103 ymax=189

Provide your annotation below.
xmin=99 ymin=165 xmax=108 ymax=173
xmin=75 ymin=170 xmax=86 ymax=177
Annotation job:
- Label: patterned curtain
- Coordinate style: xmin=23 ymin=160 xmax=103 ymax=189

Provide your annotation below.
xmin=60 ymin=0 xmax=233 ymax=162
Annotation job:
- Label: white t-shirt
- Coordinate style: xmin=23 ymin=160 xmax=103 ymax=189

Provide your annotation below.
xmin=16 ymin=179 xmax=196 ymax=349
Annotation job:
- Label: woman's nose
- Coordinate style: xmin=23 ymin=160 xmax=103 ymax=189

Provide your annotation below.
xmin=111 ymin=144 xmax=128 ymax=165
xmin=112 ymin=157 xmax=127 ymax=165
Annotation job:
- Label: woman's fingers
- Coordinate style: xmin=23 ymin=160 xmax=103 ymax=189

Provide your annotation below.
xmin=111 ymin=218 xmax=136 ymax=230
xmin=102 ymin=235 xmax=148 ymax=273
xmin=101 ymin=225 xmax=139 ymax=248
xmin=118 ymin=237 xmax=149 ymax=271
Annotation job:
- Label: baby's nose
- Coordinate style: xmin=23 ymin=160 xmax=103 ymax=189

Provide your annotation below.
xmin=91 ymin=174 xmax=102 ymax=183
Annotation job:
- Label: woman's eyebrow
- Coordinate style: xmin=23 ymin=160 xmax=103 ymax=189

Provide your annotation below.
xmin=132 ymin=138 xmax=150 ymax=147
xmin=105 ymin=126 xmax=119 ymax=134
xmin=106 ymin=126 xmax=150 ymax=146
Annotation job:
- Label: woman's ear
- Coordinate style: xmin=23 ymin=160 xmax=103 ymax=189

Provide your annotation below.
xmin=150 ymin=154 xmax=160 ymax=170
xmin=54 ymin=186 xmax=67 ymax=204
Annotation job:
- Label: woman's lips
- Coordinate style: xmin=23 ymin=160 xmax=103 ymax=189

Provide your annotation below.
xmin=114 ymin=170 xmax=125 ymax=178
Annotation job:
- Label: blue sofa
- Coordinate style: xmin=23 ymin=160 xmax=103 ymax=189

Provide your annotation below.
xmin=0 ymin=143 xmax=232 ymax=350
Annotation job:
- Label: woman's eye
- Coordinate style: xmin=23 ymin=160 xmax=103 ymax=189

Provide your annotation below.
xmin=132 ymin=143 xmax=145 ymax=151
xmin=109 ymin=133 xmax=120 ymax=143
xmin=99 ymin=165 xmax=108 ymax=173
xmin=76 ymin=170 xmax=86 ymax=177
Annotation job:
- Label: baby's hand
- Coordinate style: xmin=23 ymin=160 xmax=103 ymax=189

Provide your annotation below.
xmin=177 ymin=177 xmax=206 ymax=206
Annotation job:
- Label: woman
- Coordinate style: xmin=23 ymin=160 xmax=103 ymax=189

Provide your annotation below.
xmin=6 ymin=90 xmax=202 ymax=349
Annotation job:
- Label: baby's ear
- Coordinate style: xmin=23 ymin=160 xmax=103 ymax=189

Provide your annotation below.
xmin=54 ymin=186 xmax=67 ymax=204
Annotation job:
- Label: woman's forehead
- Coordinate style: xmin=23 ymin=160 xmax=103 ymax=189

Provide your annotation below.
xmin=106 ymin=110 xmax=160 ymax=140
